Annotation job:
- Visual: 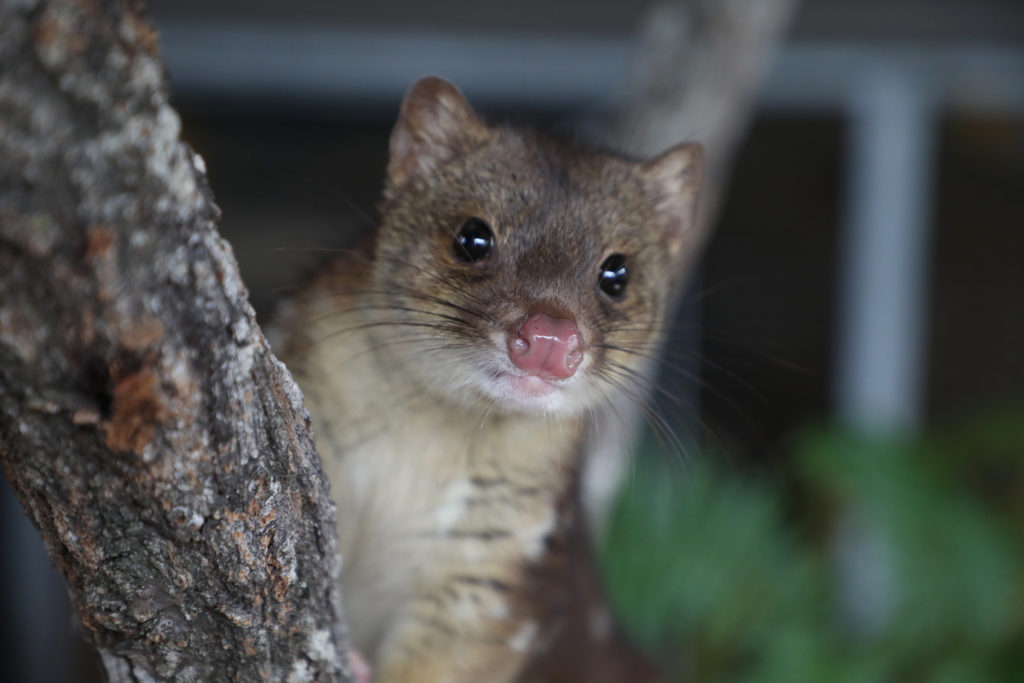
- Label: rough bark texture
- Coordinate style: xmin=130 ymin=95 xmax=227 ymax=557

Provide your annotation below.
xmin=0 ymin=1 xmax=350 ymax=681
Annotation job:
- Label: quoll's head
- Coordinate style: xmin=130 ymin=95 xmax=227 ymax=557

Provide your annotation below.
xmin=373 ymin=76 xmax=703 ymax=416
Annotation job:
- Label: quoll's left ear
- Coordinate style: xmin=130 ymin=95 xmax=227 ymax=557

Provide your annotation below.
xmin=639 ymin=142 xmax=704 ymax=257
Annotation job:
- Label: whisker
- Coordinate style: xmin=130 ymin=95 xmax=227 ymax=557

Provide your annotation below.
xmin=311 ymin=319 xmax=478 ymax=348
xmin=600 ymin=341 xmax=770 ymax=411
xmin=594 ymin=364 xmax=692 ymax=469
xmin=301 ymin=284 xmax=495 ymax=326
xmin=373 ymin=254 xmax=493 ymax=311
xmin=309 ymin=303 xmax=473 ymax=331
xmin=598 ymin=358 xmax=738 ymax=467
xmin=598 ymin=340 xmax=773 ymax=456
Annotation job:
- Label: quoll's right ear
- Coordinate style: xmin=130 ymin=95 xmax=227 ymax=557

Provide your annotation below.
xmin=387 ymin=76 xmax=488 ymax=188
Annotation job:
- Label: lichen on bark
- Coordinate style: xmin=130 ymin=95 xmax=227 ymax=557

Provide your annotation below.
xmin=0 ymin=1 xmax=351 ymax=680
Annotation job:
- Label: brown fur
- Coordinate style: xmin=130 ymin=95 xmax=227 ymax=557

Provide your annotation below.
xmin=271 ymin=76 xmax=702 ymax=682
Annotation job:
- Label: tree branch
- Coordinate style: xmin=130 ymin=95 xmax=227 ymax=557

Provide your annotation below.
xmin=0 ymin=1 xmax=350 ymax=680
xmin=612 ymin=0 xmax=800 ymax=230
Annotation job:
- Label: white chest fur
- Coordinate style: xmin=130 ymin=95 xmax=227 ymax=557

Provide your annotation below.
xmin=299 ymin=330 xmax=579 ymax=656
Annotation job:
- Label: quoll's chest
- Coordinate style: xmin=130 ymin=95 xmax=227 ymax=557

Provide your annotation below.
xmin=321 ymin=401 xmax=582 ymax=654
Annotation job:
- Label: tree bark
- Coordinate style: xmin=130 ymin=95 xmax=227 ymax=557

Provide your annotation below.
xmin=0 ymin=1 xmax=351 ymax=681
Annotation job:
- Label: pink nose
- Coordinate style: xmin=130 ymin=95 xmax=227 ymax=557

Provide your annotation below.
xmin=507 ymin=313 xmax=583 ymax=379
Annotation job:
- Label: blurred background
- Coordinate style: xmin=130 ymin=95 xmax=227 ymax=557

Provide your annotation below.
xmin=1 ymin=0 xmax=1022 ymax=680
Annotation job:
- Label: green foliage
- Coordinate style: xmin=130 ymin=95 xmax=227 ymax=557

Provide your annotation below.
xmin=600 ymin=406 xmax=1024 ymax=682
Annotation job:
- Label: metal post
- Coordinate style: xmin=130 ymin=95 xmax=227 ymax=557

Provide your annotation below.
xmin=835 ymin=67 xmax=937 ymax=434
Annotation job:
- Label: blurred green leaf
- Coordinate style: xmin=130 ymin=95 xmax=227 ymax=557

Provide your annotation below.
xmin=600 ymin=405 xmax=1024 ymax=682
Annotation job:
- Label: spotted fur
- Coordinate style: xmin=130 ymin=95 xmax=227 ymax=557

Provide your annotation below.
xmin=272 ymin=76 xmax=702 ymax=682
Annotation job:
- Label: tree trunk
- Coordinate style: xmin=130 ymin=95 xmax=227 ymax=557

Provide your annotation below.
xmin=0 ymin=1 xmax=351 ymax=681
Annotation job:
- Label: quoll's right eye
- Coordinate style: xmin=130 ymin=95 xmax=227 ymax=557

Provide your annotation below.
xmin=453 ymin=218 xmax=494 ymax=263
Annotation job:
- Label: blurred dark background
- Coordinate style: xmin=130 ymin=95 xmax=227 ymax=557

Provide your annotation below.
xmin=2 ymin=0 xmax=1022 ymax=680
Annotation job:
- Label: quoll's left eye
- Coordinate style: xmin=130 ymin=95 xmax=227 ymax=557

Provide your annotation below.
xmin=598 ymin=254 xmax=628 ymax=299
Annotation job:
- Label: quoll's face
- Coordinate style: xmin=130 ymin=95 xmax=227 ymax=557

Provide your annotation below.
xmin=373 ymin=130 xmax=685 ymax=417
